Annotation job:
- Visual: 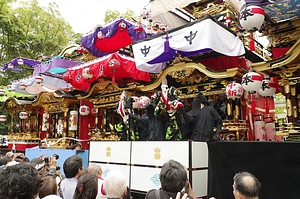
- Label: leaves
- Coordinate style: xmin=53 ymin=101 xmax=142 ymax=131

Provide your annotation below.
xmin=0 ymin=0 xmax=76 ymax=83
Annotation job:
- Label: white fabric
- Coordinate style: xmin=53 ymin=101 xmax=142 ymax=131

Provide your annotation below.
xmin=60 ymin=178 xmax=77 ymax=199
xmin=11 ymin=74 xmax=69 ymax=95
xmin=132 ymin=17 xmax=245 ymax=70
xmin=96 ymin=178 xmax=107 ymax=199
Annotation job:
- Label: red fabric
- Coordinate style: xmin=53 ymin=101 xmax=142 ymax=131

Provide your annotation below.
xmin=272 ymin=47 xmax=291 ymax=59
xmin=79 ymin=100 xmax=94 ymax=150
xmin=94 ymin=26 xmax=133 ymax=53
xmin=198 ymin=55 xmax=241 ymax=71
xmin=67 ymin=53 xmax=150 ymax=91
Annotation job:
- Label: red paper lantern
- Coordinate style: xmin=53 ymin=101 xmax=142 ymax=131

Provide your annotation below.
xmin=226 ymin=82 xmax=243 ymax=99
xmin=109 ymin=58 xmax=121 ymax=84
xmin=62 ymin=71 xmax=71 ymax=82
xmin=79 ymin=105 xmax=90 ymax=116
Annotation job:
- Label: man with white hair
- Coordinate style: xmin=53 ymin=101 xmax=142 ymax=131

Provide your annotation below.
xmin=104 ymin=170 xmax=129 ymax=199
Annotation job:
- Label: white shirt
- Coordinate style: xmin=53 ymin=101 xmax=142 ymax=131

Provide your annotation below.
xmin=60 ymin=178 xmax=77 ymax=199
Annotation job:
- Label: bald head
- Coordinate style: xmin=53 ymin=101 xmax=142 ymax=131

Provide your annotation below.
xmin=233 ymin=172 xmax=261 ymax=199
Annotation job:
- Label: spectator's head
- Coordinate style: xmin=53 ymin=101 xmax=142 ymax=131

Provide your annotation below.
xmin=39 ymin=175 xmax=58 ymax=198
xmin=160 ymin=159 xmax=187 ymax=193
xmin=104 ymin=170 xmax=127 ymax=199
xmin=39 ymin=141 xmax=48 ymax=149
xmin=74 ymin=173 xmax=98 ymax=199
xmin=5 ymin=151 xmax=14 ymax=159
xmin=0 ymin=156 xmax=11 ymax=166
xmin=71 ymin=142 xmax=82 ymax=150
xmin=87 ymin=163 xmax=102 ymax=178
xmin=0 ymin=162 xmax=40 ymax=199
xmin=63 ymin=155 xmax=83 ymax=178
xmin=233 ymin=171 xmax=261 ymax=199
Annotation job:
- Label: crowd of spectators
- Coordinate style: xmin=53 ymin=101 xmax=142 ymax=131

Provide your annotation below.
xmin=0 ymin=147 xmax=261 ymax=199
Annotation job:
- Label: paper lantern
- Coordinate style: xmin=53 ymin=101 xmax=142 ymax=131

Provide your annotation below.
xmin=17 ymin=58 xmax=24 ymax=65
xmin=109 ymin=58 xmax=121 ymax=84
xmin=0 ymin=89 xmax=5 ymax=96
xmin=69 ymin=110 xmax=78 ymax=131
xmin=226 ymin=82 xmax=243 ymax=99
xmin=35 ymin=75 xmax=43 ymax=84
xmin=242 ymin=72 xmax=263 ymax=113
xmin=42 ymin=113 xmax=49 ymax=131
xmin=19 ymin=111 xmax=28 ymax=119
xmin=7 ymin=85 xmax=13 ymax=91
xmin=82 ymin=68 xmax=93 ymax=80
xmin=239 ymin=6 xmax=265 ymax=30
xmin=62 ymin=71 xmax=71 ymax=82
xmin=0 ymin=115 xmax=7 ymax=122
xmin=19 ymin=83 xmax=27 ymax=90
xmin=8 ymin=63 xmax=14 ymax=69
xmin=259 ymin=78 xmax=276 ymax=97
xmin=242 ymin=72 xmax=263 ymax=92
xmin=79 ymin=105 xmax=90 ymax=116
xmin=259 ymin=78 xmax=276 ymax=114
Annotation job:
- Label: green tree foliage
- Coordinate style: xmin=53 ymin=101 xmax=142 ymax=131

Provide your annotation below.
xmin=0 ymin=0 xmax=75 ymax=83
xmin=104 ymin=9 xmax=137 ymax=23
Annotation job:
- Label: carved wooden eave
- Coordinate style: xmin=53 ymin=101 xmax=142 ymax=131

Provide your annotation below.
xmin=137 ymin=61 xmax=239 ymax=92
xmin=76 ymin=79 xmax=138 ymax=100
xmin=2 ymin=97 xmax=36 ymax=114
xmin=32 ymin=92 xmax=78 ymax=113
xmin=251 ymin=39 xmax=300 ymax=74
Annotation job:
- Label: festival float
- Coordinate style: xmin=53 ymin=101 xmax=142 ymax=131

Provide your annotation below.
xmin=0 ymin=0 xmax=300 ymax=198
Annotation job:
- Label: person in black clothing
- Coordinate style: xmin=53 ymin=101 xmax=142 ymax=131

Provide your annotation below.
xmin=190 ymin=92 xmax=222 ymax=141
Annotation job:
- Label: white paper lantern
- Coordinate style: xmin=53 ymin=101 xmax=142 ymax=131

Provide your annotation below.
xmin=239 ymin=6 xmax=265 ymax=29
xmin=82 ymin=68 xmax=93 ymax=80
xmin=19 ymin=111 xmax=28 ymax=119
xmin=241 ymin=72 xmax=263 ymax=92
xmin=19 ymin=83 xmax=27 ymax=90
xmin=35 ymin=75 xmax=43 ymax=84
xmin=42 ymin=113 xmax=49 ymax=131
xmin=17 ymin=58 xmax=24 ymax=65
xmin=7 ymin=85 xmax=13 ymax=91
xmin=0 ymin=89 xmax=5 ymax=96
xmin=79 ymin=105 xmax=90 ymax=116
xmin=226 ymin=82 xmax=243 ymax=99
xmin=0 ymin=115 xmax=7 ymax=122
xmin=8 ymin=63 xmax=14 ymax=69
xmin=69 ymin=110 xmax=78 ymax=131
xmin=259 ymin=78 xmax=276 ymax=97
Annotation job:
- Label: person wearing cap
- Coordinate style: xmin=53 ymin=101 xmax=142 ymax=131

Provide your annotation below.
xmin=190 ymin=92 xmax=222 ymax=141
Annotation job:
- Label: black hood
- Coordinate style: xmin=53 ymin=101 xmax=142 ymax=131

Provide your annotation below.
xmin=191 ymin=92 xmax=208 ymax=116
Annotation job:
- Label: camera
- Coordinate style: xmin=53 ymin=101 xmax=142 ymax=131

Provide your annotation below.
xmin=44 ymin=153 xmax=59 ymax=164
